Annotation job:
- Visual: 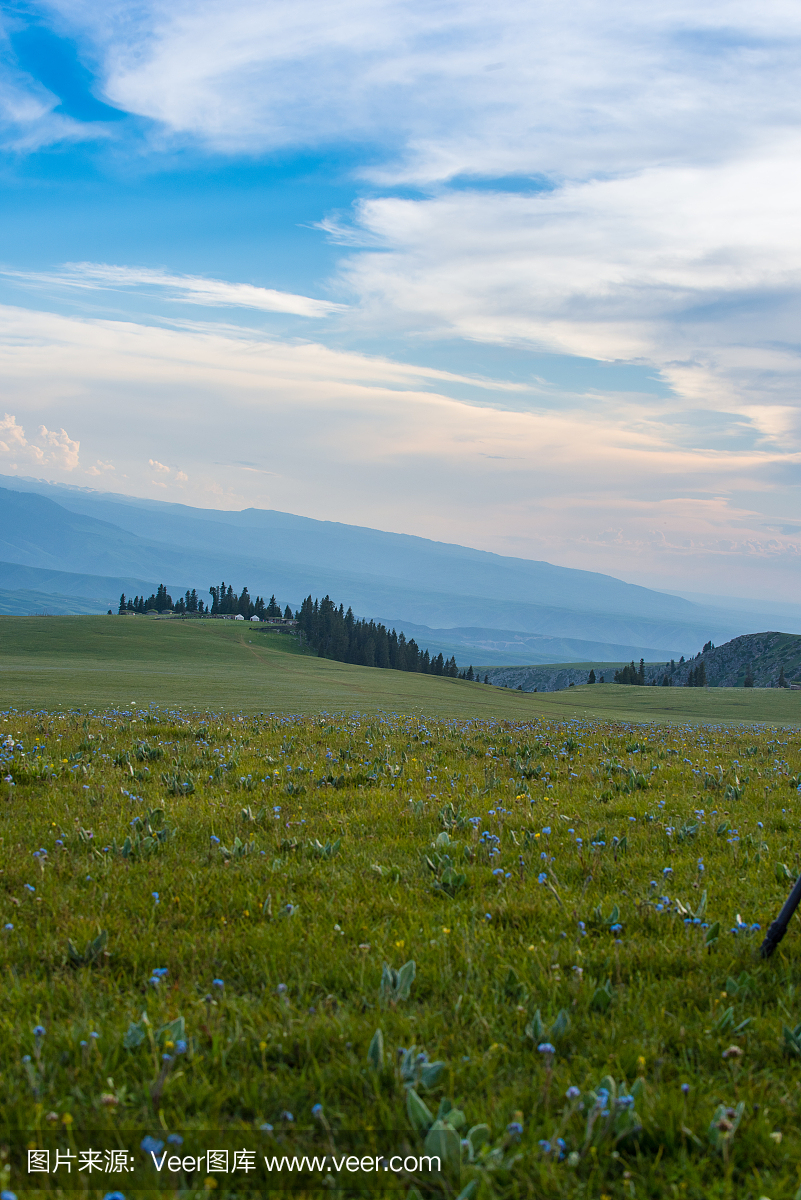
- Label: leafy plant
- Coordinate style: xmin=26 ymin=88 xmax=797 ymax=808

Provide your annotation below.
xmin=161 ymin=770 xmax=195 ymax=795
xmin=66 ymin=929 xmax=107 ymax=968
xmin=114 ymin=809 xmax=174 ymax=860
xmin=379 ymin=960 xmax=416 ymax=1005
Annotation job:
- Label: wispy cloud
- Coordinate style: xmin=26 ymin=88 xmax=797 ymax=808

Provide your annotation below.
xmin=4 ymin=262 xmax=345 ymax=318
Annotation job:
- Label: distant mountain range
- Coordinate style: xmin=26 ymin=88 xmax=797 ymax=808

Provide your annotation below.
xmin=484 ymin=631 xmax=801 ymax=691
xmin=0 ymin=473 xmax=798 ymax=667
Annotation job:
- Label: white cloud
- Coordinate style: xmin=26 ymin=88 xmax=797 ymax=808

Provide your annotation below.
xmin=148 ymin=458 xmax=170 ymax=472
xmin=0 ymin=413 xmax=80 ymax=470
xmin=37 ymin=0 xmax=801 ymax=179
xmin=5 ymin=262 xmax=345 ymax=319
xmin=85 ymin=458 xmax=114 ymax=475
xmin=335 ymin=140 xmax=801 ymax=433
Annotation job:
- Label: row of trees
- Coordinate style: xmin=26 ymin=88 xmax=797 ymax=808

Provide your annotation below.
xmin=118 ymin=585 xmax=180 ymax=614
xmin=614 ymin=659 xmax=647 ymax=686
xmin=296 ymin=595 xmax=462 ymax=676
xmin=118 ymin=583 xmax=294 ymax=619
xmin=207 ymin=583 xmax=292 ymax=620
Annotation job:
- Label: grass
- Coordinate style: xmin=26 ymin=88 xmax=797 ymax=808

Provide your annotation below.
xmin=3 ymin=702 xmax=801 ymax=1198
xmin=2 ymin=616 xmax=801 ymax=727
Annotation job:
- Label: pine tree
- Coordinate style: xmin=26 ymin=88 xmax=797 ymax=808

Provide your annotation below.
xmin=588 ymin=669 xmax=596 ymax=684
xmin=467 ymin=665 xmax=474 ymax=681
xmin=118 ymin=593 xmax=126 ymax=614
xmin=779 ymin=665 xmax=787 ymax=688
xmin=638 ymin=658 xmax=645 ymax=685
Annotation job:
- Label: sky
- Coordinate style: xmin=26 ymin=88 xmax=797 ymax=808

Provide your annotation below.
xmin=1 ymin=0 xmax=801 ymax=601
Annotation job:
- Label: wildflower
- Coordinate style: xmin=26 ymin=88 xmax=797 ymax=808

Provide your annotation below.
xmin=167 ymin=1135 xmax=183 ymax=1145
xmin=140 ymin=1136 xmax=165 ymax=1155
xmin=152 ymin=967 xmax=168 ymax=978
xmin=175 ymin=1040 xmax=187 ymax=1055
xmin=280 ymin=1111 xmax=294 ymax=1121
xmin=1 ymin=1191 xmax=17 ymax=1200
xmin=210 ymin=835 xmax=220 ymax=844
xmin=492 ymin=868 xmax=504 ymax=876
xmin=538 ymin=1139 xmax=551 ymax=1152
xmin=212 ymin=978 xmax=224 ymax=989
xmin=152 ymin=892 xmax=159 ymax=903
xmin=722 ymin=1045 xmax=743 ymax=1059
xmin=24 ymin=884 xmax=35 ymax=893
xmin=610 ymin=923 xmax=622 ymax=933
xmin=537 ymin=872 xmax=548 ymax=884
xmin=662 ymin=867 xmax=672 ymax=876
xmin=507 ymin=1121 xmax=523 ymax=1136
xmin=542 ymin=827 xmax=551 ymax=835
xmin=4 ymin=923 xmax=12 ymax=930
xmin=681 ymin=1083 xmax=690 ymax=1094
xmin=485 ymin=913 xmax=492 ymax=920
xmin=311 ymin=1104 xmax=324 ymax=1118
xmin=538 ymin=1042 xmax=556 ymax=1055
xmin=566 ymin=1086 xmax=581 ymax=1100
xmin=102 ymin=1193 xmax=126 ymax=1200
xmin=33 ymin=1025 xmax=45 ymax=1037
xmin=277 ymin=983 xmax=288 ymax=993
xmin=260 ymin=1123 xmax=274 ymax=1133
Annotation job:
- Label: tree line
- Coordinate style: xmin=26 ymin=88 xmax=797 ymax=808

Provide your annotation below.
xmin=296 ymin=594 xmax=464 ymax=676
xmin=118 ymin=582 xmax=293 ymax=620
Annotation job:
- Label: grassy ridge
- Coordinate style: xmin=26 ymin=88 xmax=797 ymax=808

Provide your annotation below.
xmin=2 ymin=616 xmax=801 ymax=726
xmin=3 ymin=707 xmax=801 ymax=1198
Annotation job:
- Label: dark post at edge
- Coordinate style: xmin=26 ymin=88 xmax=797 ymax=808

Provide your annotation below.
xmin=760 ymin=872 xmax=801 ymax=958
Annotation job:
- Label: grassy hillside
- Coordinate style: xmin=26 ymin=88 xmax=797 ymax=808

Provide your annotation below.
xmin=2 ymin=616 xmax=801 ymax=725
xmin=0 ymin=616 xmax=538 ymax=719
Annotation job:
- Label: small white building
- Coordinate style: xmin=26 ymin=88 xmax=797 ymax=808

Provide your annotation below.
xmin=234 ymin=614 xmax=245 ymax=621
xmin=250 ymin=615 xmax=260 ymax=622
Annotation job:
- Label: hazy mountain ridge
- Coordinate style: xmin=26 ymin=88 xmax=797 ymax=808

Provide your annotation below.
xmin=0 ymin=475 xmax=796 ymax=663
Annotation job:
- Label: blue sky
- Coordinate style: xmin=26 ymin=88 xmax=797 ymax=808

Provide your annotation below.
xmin=1 ymin=0 xmax=800 ymax=600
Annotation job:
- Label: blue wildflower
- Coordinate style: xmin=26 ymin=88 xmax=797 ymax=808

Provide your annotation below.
xmin=212 ymin=978 xmax=224 ymax=988
xmin=566 ymin=1086 xmax=581 ymax=1100
xmin=538 ymin=1042 xmax=555 ymax=1055
xmin=152 ymin=892 xmax=159 ymax=903
xmin=681 ymin=1083 xmax=690 ymax=1094
xmin=33 ymin=1025 xmax=45 ymax=1037
xmin=281 ymin=1111 xmax=294 ymax=1122
xmin=167 ymin=1135 xmax=183 ymax=1145
xmin=507 ymin=1121 xmax=523 ymax=1135
xmin=311 ymin=1104 xmax=324 ymax=1118
xmin=140 ymin=1137 xmax=164 ymax=1155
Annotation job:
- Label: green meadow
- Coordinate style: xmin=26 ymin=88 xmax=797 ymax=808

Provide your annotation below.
xmin=4 ymin=618 xmax=801 ymax=1198
xmin=2 ymin=615 xmax=801 ymax=726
